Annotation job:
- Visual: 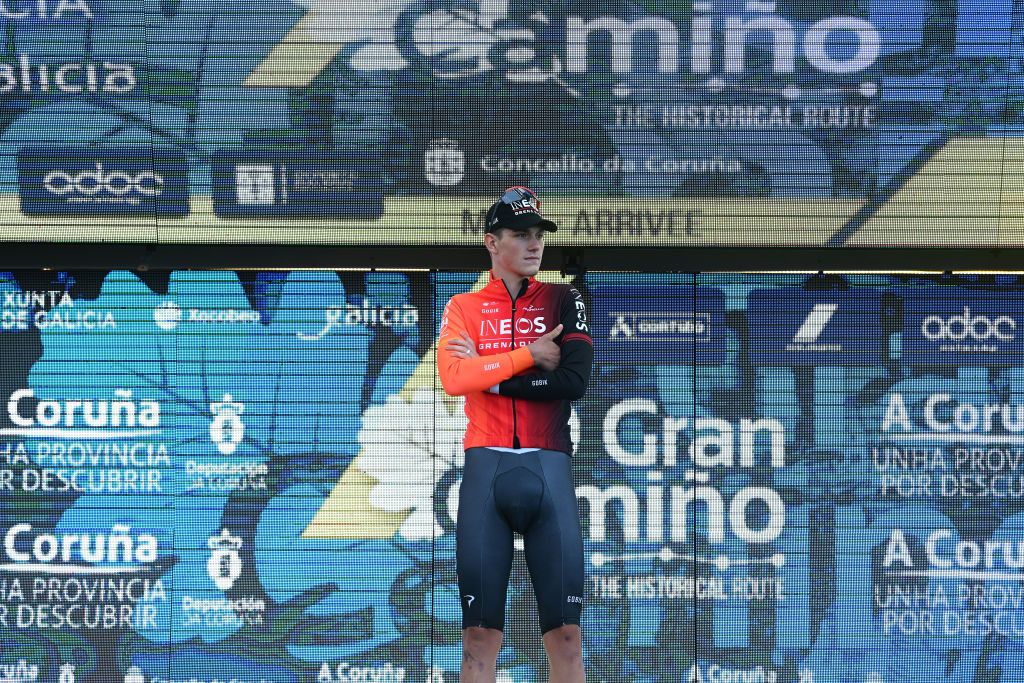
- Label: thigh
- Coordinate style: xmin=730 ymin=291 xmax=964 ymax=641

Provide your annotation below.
xmin=523 ymin=450 xmax=585 ymax=634
xmin=457 ymin=448 xmax=515 ymax=631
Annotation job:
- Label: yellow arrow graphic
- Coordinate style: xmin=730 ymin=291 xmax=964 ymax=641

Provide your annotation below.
xmin=302 ymin=272 xmax=489 ymax=539
xmin=245 ymin=0 xmax=411 ymax=88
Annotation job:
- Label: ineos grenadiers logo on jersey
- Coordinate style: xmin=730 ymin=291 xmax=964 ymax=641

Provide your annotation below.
xmin=479 ymin=317 xmax=548 ymax=337
xmin=475 ymin=315 xmax=549 ymax=350
xmin=570 ymin=288 xmax=589 ymax=333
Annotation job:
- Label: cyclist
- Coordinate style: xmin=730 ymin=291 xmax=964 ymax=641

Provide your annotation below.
xmin=438 ymin=186 xmax=593 ymax=683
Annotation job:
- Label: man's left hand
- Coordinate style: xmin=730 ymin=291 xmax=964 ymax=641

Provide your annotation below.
xmin=446 ymin=332 xmax=479 ymax=359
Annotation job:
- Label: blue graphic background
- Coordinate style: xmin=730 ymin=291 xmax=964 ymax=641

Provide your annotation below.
xmin=0 ymin=269 xmax=1023 ymax=681
xmin=0 ymin=0 xmax=1020 ymax=243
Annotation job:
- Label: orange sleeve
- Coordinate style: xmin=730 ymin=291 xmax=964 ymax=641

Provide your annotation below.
xmin=437 ymin=297 xmax=535 ymax=396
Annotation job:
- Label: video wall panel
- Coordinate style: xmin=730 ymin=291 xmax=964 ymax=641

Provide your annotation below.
xmin=0 ymin=0 xmax=1021 ymax=246
xmin=1 ymin=269 xmax=1023 ymax=682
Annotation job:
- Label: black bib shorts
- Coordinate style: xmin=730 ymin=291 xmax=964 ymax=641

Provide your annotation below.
xmin=456 ymin=447 xmax=585 ymax=634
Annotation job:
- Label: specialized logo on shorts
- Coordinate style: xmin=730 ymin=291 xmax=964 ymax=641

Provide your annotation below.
xmin=464 ymin=594 xmax=475 ymax=607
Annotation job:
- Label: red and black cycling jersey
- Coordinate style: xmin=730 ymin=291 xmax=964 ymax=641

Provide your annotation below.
xmin=437 ymin=272 xmax=593 ymax=454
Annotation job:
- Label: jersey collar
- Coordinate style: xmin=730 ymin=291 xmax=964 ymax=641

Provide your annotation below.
xmin=486 ymin=271 xmax=536 ymax=297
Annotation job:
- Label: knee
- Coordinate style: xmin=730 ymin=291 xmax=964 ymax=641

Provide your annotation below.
xmin=462 ymin=626 xmax=503 ymax=662
xmin=543 ymin=624 xmax=582 ymax=660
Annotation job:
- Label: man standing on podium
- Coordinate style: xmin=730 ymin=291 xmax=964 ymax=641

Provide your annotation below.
xmin=438 ymin=186 xmax=594 ymax=683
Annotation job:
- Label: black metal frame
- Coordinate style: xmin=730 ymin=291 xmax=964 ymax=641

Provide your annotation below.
xmin=0 ymin=242 xmax=1022 ymax=273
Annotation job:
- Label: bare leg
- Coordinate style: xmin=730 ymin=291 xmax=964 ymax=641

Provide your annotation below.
xmin=543 ymin=624 xmax=585 ymax=683
xmin=461 ymin=626 xmax=503 ymax=683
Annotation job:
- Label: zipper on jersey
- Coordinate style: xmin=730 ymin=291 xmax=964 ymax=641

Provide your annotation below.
xmin=510 ymin=301 xmax=519 ymax=449
xmin=507 ymin=278 xmax=529 ymax=449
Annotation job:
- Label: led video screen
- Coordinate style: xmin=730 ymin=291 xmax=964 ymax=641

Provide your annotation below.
xmin=0 ymin=0 xmax=1019 ymax=246
xmin=1 ymin=269 xmax=1022 ymax=682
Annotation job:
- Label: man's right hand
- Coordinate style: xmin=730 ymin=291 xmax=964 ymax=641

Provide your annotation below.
xmin=527 ymin=324 xmax=562 ymax=371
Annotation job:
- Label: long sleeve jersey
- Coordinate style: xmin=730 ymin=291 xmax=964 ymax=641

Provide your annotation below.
xmin=437 ymin=273 xmax=594 ymax=454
